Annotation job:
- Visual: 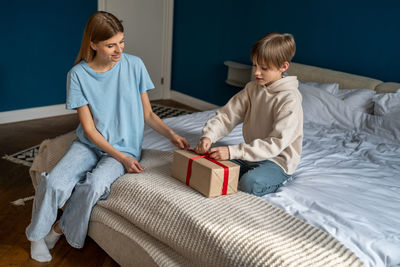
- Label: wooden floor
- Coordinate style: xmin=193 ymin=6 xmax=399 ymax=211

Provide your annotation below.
xmin=0 ymin=100 xmax=199 ymax=266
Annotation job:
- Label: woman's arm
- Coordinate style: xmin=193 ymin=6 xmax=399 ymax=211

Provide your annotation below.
xmin=140 ymin=92 xmax=189 ymax=149
xmin=77 ymin=105 xmax=144 ymax=173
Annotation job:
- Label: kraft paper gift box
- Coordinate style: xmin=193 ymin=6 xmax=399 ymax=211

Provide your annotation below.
xmin=171 ymin=150 xmax=240 ymax=197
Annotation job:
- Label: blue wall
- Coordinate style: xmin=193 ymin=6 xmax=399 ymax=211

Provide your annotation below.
xmin=171 ymin=0 xmax=400 ymax=106
xmin=1 ymin=1 xmax=399 ymax=112
xmin=0 ymin=1 xmax=96 ymax=112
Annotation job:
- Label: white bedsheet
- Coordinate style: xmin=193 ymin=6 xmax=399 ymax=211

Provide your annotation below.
xmin=142 ymin=110 xmax=400 ymax=267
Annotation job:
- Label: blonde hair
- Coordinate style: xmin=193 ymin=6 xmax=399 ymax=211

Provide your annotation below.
xmin=250 ymin=33 xmax=296 ymax=69
xmin=74 ymin=11 xmax=124 ymax=65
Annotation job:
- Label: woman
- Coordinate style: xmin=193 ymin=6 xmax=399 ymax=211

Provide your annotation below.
xmin=26 ymin=11 xmax=189 ymax=262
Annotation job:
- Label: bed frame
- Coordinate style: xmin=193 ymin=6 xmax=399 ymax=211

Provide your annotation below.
xmin=287 ymin=62 xmax=399 ymax=93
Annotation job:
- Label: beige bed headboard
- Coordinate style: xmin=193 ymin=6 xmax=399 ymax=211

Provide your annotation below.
xmin=287 ymin=62 xmax=400 ymax=93
xmin=375 ymin=82 xmax=400 ymax=94
xmin=224 ymin=61 xmax=400 ymax=93
xmin=287 ymin=62 xmax=382 ymax=90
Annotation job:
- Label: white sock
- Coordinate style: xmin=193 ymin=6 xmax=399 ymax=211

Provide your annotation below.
xmin=44 ymin=226 xmax=62 ymax=249
xmin=31 ymin=239 xmax=52 ymax=262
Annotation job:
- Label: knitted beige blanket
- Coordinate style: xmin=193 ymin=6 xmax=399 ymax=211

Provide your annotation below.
xmin=30 ymin=136 xmax=363 ymax=267
xmin=97 ymin=150 xmax=363 ymax=267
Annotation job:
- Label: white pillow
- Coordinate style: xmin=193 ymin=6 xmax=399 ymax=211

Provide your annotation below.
xmin=299 ymin=82 xmax=375 ymax=114
xmin=298 ymin=84 xmax=400 ymax=143
xmin=299 ymin=84 xmax=366 ymax=129
xmin=372 ymin=89 xmax=400 ymax=116
xmin=299 ymin=81 xmax=339 ymax=95
xmin=336 ymin=89 xmax=376 ymax=114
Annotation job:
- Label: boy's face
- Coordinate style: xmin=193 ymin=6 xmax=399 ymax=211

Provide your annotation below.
xmin=252 ymin=60 xmax=287 ymax=87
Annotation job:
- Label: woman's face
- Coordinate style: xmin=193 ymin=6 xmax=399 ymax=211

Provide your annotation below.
xmin=91 ymin=32 xmax=125 ymax=63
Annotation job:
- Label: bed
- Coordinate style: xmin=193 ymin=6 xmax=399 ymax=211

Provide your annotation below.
xmin=29 ymin=62 xmax=400 ymax=267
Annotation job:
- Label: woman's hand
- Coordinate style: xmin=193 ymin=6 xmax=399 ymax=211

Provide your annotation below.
xmin=170 ymin=133 xmax=190 ymax=149
xmin=195 ymin=137 xmax=211 ymax=154
xmin=121 ymin=155 xmax=144 ymax=173
xmin=209 ymin=146 xmax=230 ymax=160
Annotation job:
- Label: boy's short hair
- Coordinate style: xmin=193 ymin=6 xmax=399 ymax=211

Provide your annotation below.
xmin=251 ymin=33 xmax=296 ymax=69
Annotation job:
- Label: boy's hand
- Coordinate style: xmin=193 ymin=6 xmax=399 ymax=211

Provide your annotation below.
xmin=195 ymin=137 xmax=211 ymax=154
xmin=121 ymin=156 xmax=144 ymax=173
xmin=170 ymin=133 xmax=190 ymax=149
xmin=209 ymin=146 xmax=230 ymax=160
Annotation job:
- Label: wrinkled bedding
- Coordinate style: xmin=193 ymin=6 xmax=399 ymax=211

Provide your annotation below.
xmin=142 ymin=95 xmax=400 ymax=267
xmin=29 ymin=84 xmax=400 ymax=266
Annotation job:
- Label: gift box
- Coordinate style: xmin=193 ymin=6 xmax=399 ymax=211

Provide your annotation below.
xmin=171 ymin=150 xmax=240 ymax=197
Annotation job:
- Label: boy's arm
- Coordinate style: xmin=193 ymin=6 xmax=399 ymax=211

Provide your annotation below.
xmin=228 ymin=98 xmax=302 ymax=161
xmin=202 ymin=87 xmax=249 ymax=144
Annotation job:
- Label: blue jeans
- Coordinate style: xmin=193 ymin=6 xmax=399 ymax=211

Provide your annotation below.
xmin=231 ymin=159 xmax=291 ymax=197
xmin=26 ymin=140 xmax=126 ymax=248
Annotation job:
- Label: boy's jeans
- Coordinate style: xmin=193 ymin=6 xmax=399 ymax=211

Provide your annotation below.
xmin=231 ymin=159 xmax=291 ymax=197
xmin=26 ymin=140 xmax=126 ymax=248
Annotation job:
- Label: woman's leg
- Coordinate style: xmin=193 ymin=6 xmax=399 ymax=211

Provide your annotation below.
xmin=26 ymin=140 xmax=99 ymax=241
xmin=237 ymin=160 xmax=291 ymax=197
xmin=59 ymin=155 xmax=125 ymax=248
xmin=26 ymin=140 xmax=99 ymax=261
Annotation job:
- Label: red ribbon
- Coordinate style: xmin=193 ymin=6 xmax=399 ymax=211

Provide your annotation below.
xmin=185 ymin=150 xmax=229 ymax=195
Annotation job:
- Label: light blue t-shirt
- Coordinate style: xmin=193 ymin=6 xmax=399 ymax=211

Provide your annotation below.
xmin=66 ymin=53 xmax=154 ymax=159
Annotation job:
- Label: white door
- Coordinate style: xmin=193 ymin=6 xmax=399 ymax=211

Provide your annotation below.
xmin=99 ymin=0 xmax=173 ymax=100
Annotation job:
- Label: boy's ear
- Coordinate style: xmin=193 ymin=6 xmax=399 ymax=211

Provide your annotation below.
xmin=280 ymin=61 xmax=290 ymax=73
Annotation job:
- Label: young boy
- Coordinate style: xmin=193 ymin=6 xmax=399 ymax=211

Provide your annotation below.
xmin=195 ymin=32 xmax=303 ymax=197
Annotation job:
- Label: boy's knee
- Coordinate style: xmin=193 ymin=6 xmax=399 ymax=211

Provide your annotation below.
xmin=238 ymin=173 xmax=281 ymax=197
xmin=238 ymin=174 xmax=255 ymax=194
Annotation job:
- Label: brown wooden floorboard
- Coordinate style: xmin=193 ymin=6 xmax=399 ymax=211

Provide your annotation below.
xmin=0 ymin=100 xmax=198 ymax=266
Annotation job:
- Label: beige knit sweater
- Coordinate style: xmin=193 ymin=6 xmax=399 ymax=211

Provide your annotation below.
xmin=202 ymin=76 xmax=303 ymax=174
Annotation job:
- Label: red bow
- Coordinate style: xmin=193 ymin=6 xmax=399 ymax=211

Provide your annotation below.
xmin=185 ymin=150 xmax=229 ymax=195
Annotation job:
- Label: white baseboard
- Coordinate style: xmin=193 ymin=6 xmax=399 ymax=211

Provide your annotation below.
xmin=170 ymin=90 xmax=219 ymax=111
xmin=0 ymin=92 xmax=216 ymax=124
xmin=0 ymin=104 xmax=76 ymax=124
